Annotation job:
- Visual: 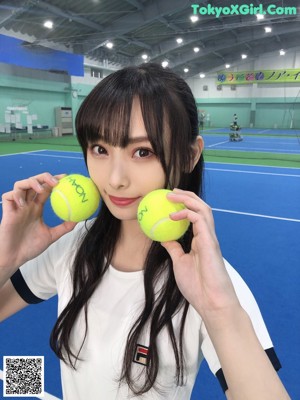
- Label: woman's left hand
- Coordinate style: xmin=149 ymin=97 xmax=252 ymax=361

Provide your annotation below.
xmin=162 ymin=189 xmax=292 ymax=400
xmin=161 ymin=188 xmax=240 ymax=321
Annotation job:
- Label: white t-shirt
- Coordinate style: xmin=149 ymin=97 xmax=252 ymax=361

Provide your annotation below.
xmin=11 ymin=222 xmax=278 ymax=400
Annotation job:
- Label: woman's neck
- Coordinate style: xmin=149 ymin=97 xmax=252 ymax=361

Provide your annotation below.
xmin=111 ymin=220 xmax=152 ymax=272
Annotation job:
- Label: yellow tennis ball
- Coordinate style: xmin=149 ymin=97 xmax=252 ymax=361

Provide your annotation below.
xmin=50 ymin=174 xmax=100 ymax=222
xmin=137 ymin=189 xmax=190 ymax=242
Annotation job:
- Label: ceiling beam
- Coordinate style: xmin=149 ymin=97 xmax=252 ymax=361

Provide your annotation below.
xmin=125 ymin=0 xmax=143 ymax=11
xmin=0 ymin=1 xmax=32 ymax=28
xmin=35 ymin=0 xmax=105 ymax=31
xmin=157 ymin=16 xmax=182 ymax=32
xmin=169 ymin=22 xmax=300 ymax=71
xmin=81 ymin=0 xmax=186 ymax=54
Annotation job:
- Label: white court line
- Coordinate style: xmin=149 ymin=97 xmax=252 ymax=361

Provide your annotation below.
xmin=0 ymin=150 xmax=47 ymax=157
xmin=207 ymin=160 xmax=300 ymax=170
xmin=207 ymin=140 xmax=229 ymax=148
xmin=246 ymin=140 xmax=298 ymax=145
xmin=25 ymin=153 xmax=83 ymax=160
xmin=213 ymin=208 xmax=300 ymax=223
xmin=40 ymin=149 xmax=81 ymax=154
xmin=206 ymin=167 xmax=300 ymax=177
xmin=0 ymin=369 xmax=61 ymax=400
xmin=221 ymin=146 xmax=300 ymax=153
xmin=257 ymin=129 xmax=272 ymax=134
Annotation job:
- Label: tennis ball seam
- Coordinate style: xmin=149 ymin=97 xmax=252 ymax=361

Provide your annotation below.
xmin=150 ymin=217 xmax=170 ymax=239
xmin=52 ymin=189 xmax=72 ymax=221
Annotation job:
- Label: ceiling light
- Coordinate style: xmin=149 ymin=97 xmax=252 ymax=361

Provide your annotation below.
xmin=162 ymin=61 xmax=169 ymax=68
xmin=141 ymin=54 xmax=148 ymax=60
xmin=265 ymin=26 xmax=272 ymax=33
xmin=279 ymin=49 xmax=286 ymax=55
xmin=241 ymin=54 xmax=247 ymax=59
xmin=184 ymin=68 xmax=189 ymax=73
xmin=256 ymin=14 xmax=265 ymax=20
xmin=176 ymin=38 xmax=183 ymax=44
xmin=193 ymin=47 xmax=200 ymax=53
xmin=199 ymin=73 xmax=205 ymax=78
xmin=43 ymin=20 xmax=53 ymax=29
xmin=106 ymin=41 xmax=113 ymax=49
xmin=190 ymin=15 xmax=199 ymax=23
xmin=225 ymin=64 xmax=231 ymax=69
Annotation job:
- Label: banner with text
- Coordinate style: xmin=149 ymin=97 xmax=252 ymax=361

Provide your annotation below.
xmin=217 ymin=69 xmax=300 ymax=84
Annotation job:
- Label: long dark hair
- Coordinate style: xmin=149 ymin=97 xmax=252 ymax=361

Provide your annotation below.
xmin=50 ymin=63 xmax=204 ymax=395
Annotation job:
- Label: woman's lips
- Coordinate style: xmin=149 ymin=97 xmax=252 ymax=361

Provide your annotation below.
xmin=108 ymin=195 xmax=140 ymax=206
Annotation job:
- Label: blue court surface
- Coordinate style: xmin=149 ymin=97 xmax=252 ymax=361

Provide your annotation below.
xmin=0 ymin=150 xmax=299 ymax=399
xmin=204 ymin=127 xmax=300 ymax=136
xmin=202 ymin=131 xmax=300 ymax=154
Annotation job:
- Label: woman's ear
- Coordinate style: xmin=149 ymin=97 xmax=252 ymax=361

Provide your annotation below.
xmin=189 ymin=136 xmax=204 ymax=172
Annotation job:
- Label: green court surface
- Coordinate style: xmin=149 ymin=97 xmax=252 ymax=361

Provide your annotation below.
xmin=0 ymin=136 xmax=81 ymax=155
xmin=204 ymin=149 xmax=300 ymax=168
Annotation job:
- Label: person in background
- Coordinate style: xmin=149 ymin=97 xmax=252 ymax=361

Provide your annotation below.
xmin=206 ymin=112 xmax=210 ymax=128
xmin=199 ymin=111 xmax=205 ymax=131
xmin=233 ymin=113 xmax=238 ymax=127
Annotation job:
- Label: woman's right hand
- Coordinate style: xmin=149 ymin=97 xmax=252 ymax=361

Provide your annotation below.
xmin=0 ymin=173 xmax=77 ymax=273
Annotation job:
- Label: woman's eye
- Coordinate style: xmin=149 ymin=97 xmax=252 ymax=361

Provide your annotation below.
xmin=92 ymin=145 xmax=107 ymax=155
xmin=134 ymin=148 xmax=153 ymax=158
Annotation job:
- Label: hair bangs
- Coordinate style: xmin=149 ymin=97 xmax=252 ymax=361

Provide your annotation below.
xmin=138 ymin=93 xmax=167 ymax=173
xmin=76 ymin=75 xmax=135 ymax=152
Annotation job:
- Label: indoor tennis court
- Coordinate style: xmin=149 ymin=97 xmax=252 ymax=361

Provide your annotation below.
xmin=0 ymin=139 xmax=299 ymax=399
xmin=1 ymin=1 xmax=300 ymax=399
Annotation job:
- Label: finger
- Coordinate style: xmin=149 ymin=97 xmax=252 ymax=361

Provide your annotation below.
xmin=14 ymin=173 xmax=59 ymax=192
xmin=13 ymin=173 xmax=59 ymax=206
xmin=170 ymin=208 xmax=199 ymax=224
xmin=161 ymin=241 xmax=185 ymax=261
xmin=13 ymin=179 xmax=44 ymax=207
xmin=173 ymin=206 xmax=216 ymax=231
xmin=172 ymin=188 xmax=200 ymax=200
xmin=54 ymin=173 xmax=67 ymax=180
xmin=167 ymin=190 xmax=201 ymax=204
xmin=167 ymin=191 xmax=210 ymax=216
xmin=32 ymin=183 xmax=54 ymax=205
xmin=49 ymin=221 xmax=77 ymax=243
xmin=168 ymin=199 xmax=217 ymax=243
xmin=25 ymin=188 xmax=41 ymax=203
xmin=33 ymin=174 xmax=66 ymax=205
xmin=1 ymin=191 xmax=22 ymax=210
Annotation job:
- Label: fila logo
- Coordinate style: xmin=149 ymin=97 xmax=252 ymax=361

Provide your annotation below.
xmin=133 ymin=344 xmax=149 ymax=366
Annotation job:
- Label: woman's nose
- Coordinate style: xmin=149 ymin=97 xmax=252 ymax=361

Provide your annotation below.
xmin=108 ymin=157 xmax=130 ymax=189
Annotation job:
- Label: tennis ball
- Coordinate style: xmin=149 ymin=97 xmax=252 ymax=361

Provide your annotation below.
xmin=50 ymin=174 xmax=100 ymax=222
xmin=137 ymin=189 xmax=190 ymax=242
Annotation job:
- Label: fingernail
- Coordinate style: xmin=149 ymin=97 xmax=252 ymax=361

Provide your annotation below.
xmin=19 ymin=198 xmax=25 ymax=207
xmin=51 ymin=177 xmax=58 ymax=184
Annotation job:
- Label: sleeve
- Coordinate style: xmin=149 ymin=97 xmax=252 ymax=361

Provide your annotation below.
xmin=200 ymin=259 xmax=282 ymax=393
xmin=10 ymin=222 xmax=89 ymax=304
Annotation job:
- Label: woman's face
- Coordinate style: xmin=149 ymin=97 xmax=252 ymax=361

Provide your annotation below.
xmin=86 ymin=99 xmax=166 ymax=222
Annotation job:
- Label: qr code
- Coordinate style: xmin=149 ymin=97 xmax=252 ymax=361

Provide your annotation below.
xmin=3 ymin=356 xmax=44 ymax=397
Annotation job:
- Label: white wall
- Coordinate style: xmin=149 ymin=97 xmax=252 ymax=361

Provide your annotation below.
xmin=187 ymin=47 xmax=300 ymax=99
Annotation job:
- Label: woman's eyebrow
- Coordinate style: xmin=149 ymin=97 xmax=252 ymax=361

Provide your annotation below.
xmin=127 ymin=136 xmax=150 ymax=144
xmin=89 ymin=136 xmax=151 ymax=146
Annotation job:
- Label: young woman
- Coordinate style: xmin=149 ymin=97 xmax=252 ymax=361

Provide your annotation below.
xmin=0 ymin=63 xmax=290 ymax=399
